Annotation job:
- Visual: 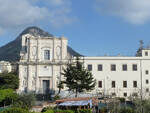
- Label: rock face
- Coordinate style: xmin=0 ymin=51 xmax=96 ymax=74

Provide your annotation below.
xmin=0 ymin=26 xmax=82 ymax=62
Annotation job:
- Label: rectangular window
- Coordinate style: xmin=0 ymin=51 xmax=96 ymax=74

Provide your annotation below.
xmin=111 ymin=64 xmax=116 ymax=71
xmin=145 ymin=51 xmax=148 ymax=56
xmin=112 ymin=81 xmax=115 ymax=88
xmin=146 ymin=79 xmax=149 ymax=84
xmin=122 ymin=64 xmax=127 ymax=71
xmin=132 ymin=64 xmax=137 ymax=71
xmin=124 ymin=93 xmax=127 ymax=97
xmin=44 ymin=50 xmax=50 ymax=60
xmin=98 ymin=64 xmax=103 ymax=71
xmin=146 ymin=88 xmax=149 ymax=92
xmin=123 ymin=81 xmax=127 ymax=88
xmin=98 ymin=81 xmax=102 ymax=88
xmin=133 ymin=81 xmax=137 ymax=88
xmin=112 ymin=93 xmax=116 ymax=96
xmin=132 ymin=93 xmax=138 ymax=97
xmin=146 ymin=70 xmax=149 ymax=75
xmin=87 ymin=64 xmax=92 ymax=71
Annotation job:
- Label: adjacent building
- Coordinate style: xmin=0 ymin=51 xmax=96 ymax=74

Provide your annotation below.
xmin=83 ymin=49 xmax=150 ymax=98
xmin=0 ymin=61 xmax=12 ymax=73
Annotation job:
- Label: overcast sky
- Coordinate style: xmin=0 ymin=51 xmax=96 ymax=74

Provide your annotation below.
xmin=0 ymin=0 xmax=150 ymax=56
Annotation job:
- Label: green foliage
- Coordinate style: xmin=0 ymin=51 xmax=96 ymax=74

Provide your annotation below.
xmin=44 ymin=109 xmax=54 ymax=113
xmin=43 ymin=109 xmax=74 ymax=113
xmin=41 ymin=107 xmax=54 ymax=113
xmin=77 ymin=109 xmax=92 ymax=113
xmin=118 ymin=97 xmax=125 ymax=103
xmin=57 ymin=81 xmax=64 ymax=94
xmin=120 ymin=107 xmax=135 ymax=113
xmin=0 ymin=89 xmax=17 ymax=107
xmin=54 ymin=109 xmax=74 ymax=113
xmin=53 ymin=95 xmax=60 ymax=101
xmin=136 ymin=40 xmax=144 ymax=56
xmin=1 ymin=107 xmax=35 ymax=113
xmin=0 ymin=72 xmax=19 ymax=89
xmin=133 ymin=98 xmax=150 ymax=113
xmin=143 ymin=99 xmax=150 ymax=113
xmin=62 ymin=57 xmax=96 ymax=97
xmin=13 ymin=93 xmax=36 ymax=109
xmin=100 ymin=108 xmax=107 ymax=113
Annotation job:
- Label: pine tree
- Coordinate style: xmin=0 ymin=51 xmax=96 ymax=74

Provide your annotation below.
xmin=62 ymin=57 xmax=96 ymax=97
xmin=136 ymin=40 xmax=144 ymax=56
xmin=57 ymin=81 xmax=64 ymax=94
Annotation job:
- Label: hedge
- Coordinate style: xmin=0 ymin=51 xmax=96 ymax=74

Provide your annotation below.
xmin=1 ymin=107 xmax=35 ymax=113
xmin=44 ymin=109 xmax=74 ymax=113
xmin=44 ymin=109 xmax=54 ymax=113
xmin=55 ymin=110 xmax=74 ymax=113
xmin=77 ymin=109 xmax=92 ymax=113
xmin=44 ymin=109 xmax=93 ymax=113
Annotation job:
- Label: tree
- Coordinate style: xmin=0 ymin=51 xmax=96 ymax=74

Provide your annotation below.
xmin=57 ymin=81 xmax=64 ymax=94
xmin=0 ymin=72 xmax=19 ymax=90
xmin=62 ymin=57 xmax=96 ymax=97
xmin=0 ymin=89 xmax=18 ymax=107
xmin=13 ymin=93 xmax=36 ymax=109
xmin=136 ymin=40 xmax=144 ymax=56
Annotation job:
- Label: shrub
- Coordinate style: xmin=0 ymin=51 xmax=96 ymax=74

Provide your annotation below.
xmin=78 ymin=109 xmax=92 ymax=113
xmin=1 ymin=107 xmax=31 ymax=113
xmin=0 ymin=72 xmax=19 ymax=90
xmin=119 ymin=98 xmax=125 ymax=103
xmin=41 ymin=107 xmax=54 ymax=113
xmin=54 ymin=110 xmax=74 ymax=113
xmin=53 ymin=95 xmax=60 ymax=101
xmin=120 ymin=107 xmax=135 ymax=113
xmin=100 ymin=108 xmax=107 ymax=113
xmin=44 ymin=109 xmax=54 ymax=113
xmin=0 ymin=89 xmax=18 ymax=107
xmin=43 ymin=109 xmax=74 ymax=113
xmin=13 ymin=93 xmax=36 ymax=110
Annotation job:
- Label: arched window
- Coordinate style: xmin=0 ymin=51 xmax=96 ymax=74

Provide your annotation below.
xmin=44 ymin=50 xmax=50 ymax=60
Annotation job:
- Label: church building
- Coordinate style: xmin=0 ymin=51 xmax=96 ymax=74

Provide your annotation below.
xmin=18 ymin=34 xmax=69 ymax=94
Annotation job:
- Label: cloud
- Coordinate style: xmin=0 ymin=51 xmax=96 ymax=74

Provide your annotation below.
xmin=95 ymin=0 xmax=150 ymax=24
xmin=0 ymin=0 xmax=72 ymax=35
xmin=0 ymin=27 xmax=5 ymax=35
xmin=47 ymin=0 xmax=69 ymax=6
xmin=45 ymin=0 xmax=73 ymax=27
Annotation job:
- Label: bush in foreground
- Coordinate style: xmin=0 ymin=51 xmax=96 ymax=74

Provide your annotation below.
xmin=43 ymin=109 xmax=75 ymax=113
xmin=13 ymin=93 xmax=36 ymax=110
xmin=1 ymin=107 xmax=34 ymax=113
xmin=77 ymin=109 xmax=92 ymax=113
xmin=44 ymin=109 xmax=93 ymax=113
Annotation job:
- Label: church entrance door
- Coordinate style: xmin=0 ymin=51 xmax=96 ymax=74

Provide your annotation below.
xmin=43 ymin=80 xmax=50 ymax=94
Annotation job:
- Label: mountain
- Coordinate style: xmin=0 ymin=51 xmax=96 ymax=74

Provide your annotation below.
xmin=0 ymin=26 xmax=82 ymax=62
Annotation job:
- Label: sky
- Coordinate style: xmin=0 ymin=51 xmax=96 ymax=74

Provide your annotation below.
xmin=0 ymin=0 xmax=150 ymax=56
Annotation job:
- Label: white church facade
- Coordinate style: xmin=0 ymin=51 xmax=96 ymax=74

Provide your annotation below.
xmin=18 ymin=34 xmax=150 ymax=98
xmin=18 ymin=34 xmax=68 ymax=94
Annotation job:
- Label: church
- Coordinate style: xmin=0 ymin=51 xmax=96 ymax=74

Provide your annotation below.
xmin=18 ymin=34 xmax=69 ymax=94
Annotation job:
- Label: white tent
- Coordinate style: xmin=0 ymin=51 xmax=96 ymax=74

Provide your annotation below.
xmin=58 ymin=100 xmax=92 ymax=108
